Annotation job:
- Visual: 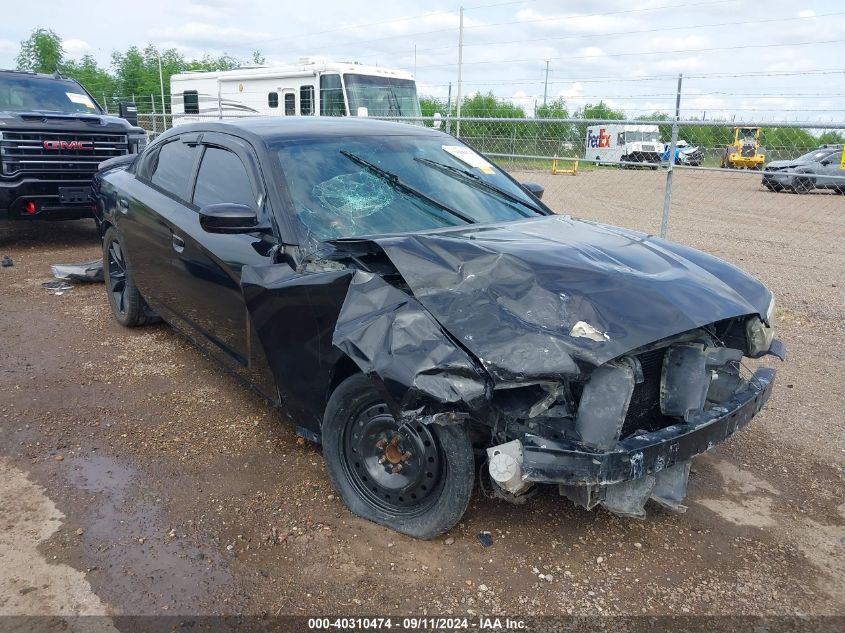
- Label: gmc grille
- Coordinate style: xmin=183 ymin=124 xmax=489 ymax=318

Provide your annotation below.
xmin=0 ymin=131 xmax=128 ymax=179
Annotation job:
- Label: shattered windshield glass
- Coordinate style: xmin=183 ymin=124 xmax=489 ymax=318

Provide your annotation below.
xmin=274 ymin=134 xmax=543 ymax=245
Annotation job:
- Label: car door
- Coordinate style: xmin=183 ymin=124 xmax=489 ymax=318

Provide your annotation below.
xmin=117 ymin=133 xmax=202 ymax=320
xmin=164 ymin=132 xmax=277 ymax=378
xmin=817 ymin=150 xmax=843 ymax=189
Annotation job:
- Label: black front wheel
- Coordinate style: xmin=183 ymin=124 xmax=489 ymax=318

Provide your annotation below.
xmin=791 ymin=176 xmax=814 ymax=194
xmin=322 ymin=373 xmax=474 ymax=539
xmin=102 ymin=226 xmax=149 ymax=327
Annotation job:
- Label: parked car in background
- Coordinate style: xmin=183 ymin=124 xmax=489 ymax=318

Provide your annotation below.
xmin=662 ymin=140 xmax=703 ymax=166
xmin=762 ymin=145 xmax=845 ymax=194
xmin=92 ymin=117 xmax=784 ymax=539
xmin=0 ymin=69 xmax=147 ymax=221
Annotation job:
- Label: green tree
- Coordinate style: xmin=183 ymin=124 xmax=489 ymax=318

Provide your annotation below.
xmin=419 ymin=96 xmax=446 ymax=117
xmin=251 ymin=50 xmax=267 ymax=65
xmin=535 ymin=98 xmax=576 ymax=156
xmin=818 ymin=131 xmax=845 ymax=146
xmin=460 ymin=91 xmax=525 ymax=118
xmin=536 ymin=97 xmax=568 ymax=119
xmin=576 ymin=100 xmax=625 ymax=120
xmin=16 ymin=28 xmax=64 ymax=74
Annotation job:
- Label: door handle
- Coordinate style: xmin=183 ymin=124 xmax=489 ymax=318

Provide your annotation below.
xmin=171 ymin=233 xmax=185 ymax=253
xmin=117 ymin=198 xmax=129 ymax=214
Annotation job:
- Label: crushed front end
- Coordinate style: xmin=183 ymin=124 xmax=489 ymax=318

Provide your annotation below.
xmin=484 ymin=318 xmax=785 ymax=518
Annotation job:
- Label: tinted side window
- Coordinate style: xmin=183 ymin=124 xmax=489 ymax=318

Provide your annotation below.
xmin=268 ymin=92 xmax=278 ymax=108
xmin=150 ymin=140 xmax=199 ymax=200
xmin=183 ymin=91 xmax=199 ymax=114
xmin=284 ymin=93 xmax=295 ymax=116
xmin=193 ymin=147 xmax=256 ymax=209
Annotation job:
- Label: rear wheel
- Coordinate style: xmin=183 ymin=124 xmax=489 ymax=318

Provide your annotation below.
xmin=102 ymin=226 xmax=148 ymax=327
xmin=322 ymin=373 xmax=474 ymax=539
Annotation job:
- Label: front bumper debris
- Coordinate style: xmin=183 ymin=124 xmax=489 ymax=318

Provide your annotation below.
xmin=521 ymin=366 xmax=776 ymax=487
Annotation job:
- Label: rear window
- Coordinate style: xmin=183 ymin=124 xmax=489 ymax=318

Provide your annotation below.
xmin=150 ymin=140 xmax=199 ymax=200
xmin=0 ymin=75 xmax=101 ymax=114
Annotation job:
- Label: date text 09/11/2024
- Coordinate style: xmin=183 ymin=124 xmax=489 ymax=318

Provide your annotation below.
xmin=307 ymin=617 xmax=527 ymax=630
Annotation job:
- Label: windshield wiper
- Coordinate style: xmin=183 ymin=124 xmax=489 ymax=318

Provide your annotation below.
xmin=340 ymin=150 xmax=474 ymax=225
xmin=414 ymin=157 xmax=543 ymax=217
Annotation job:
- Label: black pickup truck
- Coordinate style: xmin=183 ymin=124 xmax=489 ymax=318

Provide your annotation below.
xmin=0 ymin=69 xmax=147 ymax=220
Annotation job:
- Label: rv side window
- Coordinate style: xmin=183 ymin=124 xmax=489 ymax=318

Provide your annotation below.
xmin=183 ymin=91 xmax=199 ymax=115
xmin=319 ymin=74 xmax=345 ymax=116
xmin=268 ymin=92 xmax=278 ymax=109
xmin=300 ymin=85 xmax=314 ymax=116
xmin=284 ymin=93 xmax=295 ymax=116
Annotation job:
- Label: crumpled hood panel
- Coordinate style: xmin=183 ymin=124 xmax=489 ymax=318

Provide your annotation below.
xmin=360 ymin=216 xmax=771 ymax=381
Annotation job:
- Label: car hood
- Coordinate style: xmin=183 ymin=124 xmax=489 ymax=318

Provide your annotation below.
xmin=335 ymin=215 xmax=772 ymax=382
xmin=765 ymin=158 xmax=812 ymax=170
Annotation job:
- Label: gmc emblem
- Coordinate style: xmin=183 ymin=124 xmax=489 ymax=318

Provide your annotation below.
xmin=43 ymin=140 xmax=94 ymax=151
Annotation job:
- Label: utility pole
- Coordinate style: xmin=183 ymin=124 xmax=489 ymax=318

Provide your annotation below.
xmin=543 ymin=60 xmax=549 ymax=107
xmin=660 ymin=73 xmax=683 ymax=239
xmin=456 ymin=6 xmax=464 ymax=138
xmin=158 ymin=52 xmax=166 ymax=115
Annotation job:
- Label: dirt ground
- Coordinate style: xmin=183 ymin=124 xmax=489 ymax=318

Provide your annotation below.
xmin=0 ymin=169 xmax=843 ymax=621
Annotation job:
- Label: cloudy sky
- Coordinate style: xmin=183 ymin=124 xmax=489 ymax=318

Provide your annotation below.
xmin=1 ymin=0 xmax=844 ymax=120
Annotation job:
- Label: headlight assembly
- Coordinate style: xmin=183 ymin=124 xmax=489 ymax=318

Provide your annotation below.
xmin=746 ymin=315 xmax=774 ymax=357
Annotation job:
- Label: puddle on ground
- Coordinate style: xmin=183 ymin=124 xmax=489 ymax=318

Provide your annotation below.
xmin=59 ymin=454 xmax=230 ymax=615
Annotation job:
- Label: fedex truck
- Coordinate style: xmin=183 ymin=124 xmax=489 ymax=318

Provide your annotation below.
xmin=585 ymin=124 xmax=663 ymax=165
xmin=170 ymin=57 xmax=421 ymax=122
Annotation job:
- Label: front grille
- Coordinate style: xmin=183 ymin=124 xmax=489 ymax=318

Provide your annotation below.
xmin=0 ymin=131 xmax=128 ymax=179
xmin=741 ymin=145 xmax=756 ymax=158
xmin=621 ymin=347 xmax=676 ymax=437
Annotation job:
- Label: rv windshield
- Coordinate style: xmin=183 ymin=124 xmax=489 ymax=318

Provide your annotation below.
xmin=625 ymin=130 xmax=661 ymax=143
xmin=344 ymin=74 xmax=421 ymax=117
xmin=0 ymin=75 xmax=101 ymax=114
xmin=275 ymin=134 xmax=541 ymax=243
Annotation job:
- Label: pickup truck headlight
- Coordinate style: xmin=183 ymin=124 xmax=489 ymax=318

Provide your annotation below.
xmin=128 ymin=133 xmax=148 ymax=154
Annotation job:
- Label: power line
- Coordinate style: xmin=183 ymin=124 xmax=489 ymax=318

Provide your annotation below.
xmin=416 ymin=39 xmax=845 ymax=68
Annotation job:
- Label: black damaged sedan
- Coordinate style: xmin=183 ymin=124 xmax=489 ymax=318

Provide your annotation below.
xmin=93 ymin=118 xmax=785 ymax=539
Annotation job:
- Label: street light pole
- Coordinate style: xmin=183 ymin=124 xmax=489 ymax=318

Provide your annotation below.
xmin=158 ymin=53 xmax=166 ymax=115
xmin=455 ymin=6 xmax=464 ymax=138
xmin=543 ymin=59 xmax=549 ymax=107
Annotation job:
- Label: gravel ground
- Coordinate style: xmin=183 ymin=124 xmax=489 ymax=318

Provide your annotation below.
xmin=0 ymin=168 xmax=843 ymax=619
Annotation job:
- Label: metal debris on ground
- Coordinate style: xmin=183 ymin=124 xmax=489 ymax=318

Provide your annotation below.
xmin=478 ymin=531 xmax=494 ymax=547
xmin=51 ymin=258 xmax=104 ymax=283
xmin=1 ymin=255 xmax=12 ymax=267
xmin=41 ymin=280 xmax=73 ymax=293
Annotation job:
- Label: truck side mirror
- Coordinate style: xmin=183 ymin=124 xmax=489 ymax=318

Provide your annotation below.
xmin=119 ymin=101 xmax=138 ymax=126
xmin=522 ymin=182 xmax=544 ymax=200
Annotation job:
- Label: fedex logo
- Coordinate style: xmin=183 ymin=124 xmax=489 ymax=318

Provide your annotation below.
xmin=43 ymin=140 xmax=94 ymax=151
xmin=587 ymin=128 xmax=611 ymax=149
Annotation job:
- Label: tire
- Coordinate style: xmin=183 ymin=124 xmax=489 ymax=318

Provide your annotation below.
xmin=102 ymin=226 xmax=149 ymax=327
xmin=322 ymin=373 xmax=474 ymax=539
xmin=791 ymin=176 xmax=814 ymax=194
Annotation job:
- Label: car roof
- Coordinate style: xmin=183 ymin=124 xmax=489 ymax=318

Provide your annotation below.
xmin=165 ymin=117 xmax=445 ymax=147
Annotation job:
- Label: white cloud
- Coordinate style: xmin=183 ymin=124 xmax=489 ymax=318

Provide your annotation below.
xmin=797 ymin=10 xmax=816 ymax=18
xmin=62 ymin=38 xmax=91 ymax=57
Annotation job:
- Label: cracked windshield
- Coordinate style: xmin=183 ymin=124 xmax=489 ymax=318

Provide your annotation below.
xmin=275 ymin=134 xmax=543 ymax=243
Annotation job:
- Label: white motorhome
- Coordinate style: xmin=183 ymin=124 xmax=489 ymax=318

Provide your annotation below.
xmin=585 ymin=124 xmax=663 ymax=164
xmin=170 ymin=58 xmax=422 ymax=121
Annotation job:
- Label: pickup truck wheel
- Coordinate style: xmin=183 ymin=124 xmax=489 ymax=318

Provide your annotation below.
xmin=103 ymin=226 xmax=147 ymax=327
xmin=322 ymin=373 xmax=474 ymax=539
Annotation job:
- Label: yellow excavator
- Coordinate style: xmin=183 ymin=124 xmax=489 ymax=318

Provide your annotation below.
xmin=720 ymin=126 xmax=766 ymax=169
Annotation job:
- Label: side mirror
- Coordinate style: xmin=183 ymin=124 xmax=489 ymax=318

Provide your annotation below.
xmin=119 ymin=101 xmax=138 ymax=126
xmin=199 ymin=203 xmax=260 ymax=234
xmin=522 ymin=182 xmax=544 ymax=200
xmin=820 ymin=159 xmax=831 ymax=166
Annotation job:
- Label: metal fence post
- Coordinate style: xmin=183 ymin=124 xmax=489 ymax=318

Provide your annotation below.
xmin=150 ymin=94 xmax=157 ymax=136
xmin=660 ymin=74 xmax=683 ymax=239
